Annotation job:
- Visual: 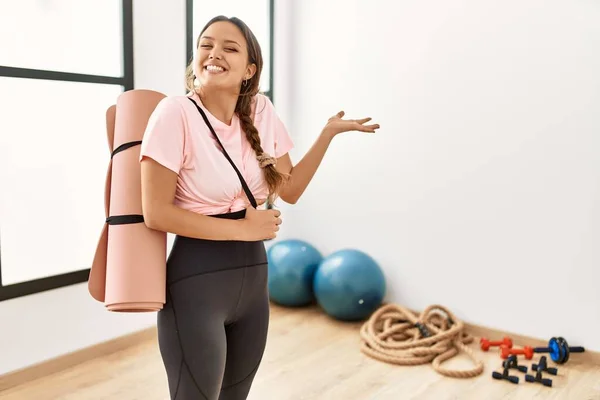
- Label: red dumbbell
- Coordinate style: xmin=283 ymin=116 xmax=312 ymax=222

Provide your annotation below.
xmin=500 ymin=345 xmax=534 ymax=360
xmin=480 ymin=336 xmax=513 ymax=351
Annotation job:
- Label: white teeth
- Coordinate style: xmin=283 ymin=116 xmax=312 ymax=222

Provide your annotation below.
xmin=206 ymin=65 xmax=224 ymax=72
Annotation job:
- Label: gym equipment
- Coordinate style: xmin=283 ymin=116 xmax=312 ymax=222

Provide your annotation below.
xmin=502 ymin=355 xmax=527 ymax=373
xmin=360 ymin=304 xmax=485 ymax=378
xmin=532 ymin=356 xmax=558 ymax=376
xmin=534 ymin=337 xmax=585 ymax=364
xmin=480 ymin=336 xmax=512 ymax=351
xmin=492 ymin=364 xmax=519 ymax=384
xmin=525 ymin=366 xmax=553 ymax=387
xmin=89 ymin=89 xmax=168 ymax=312
xmin=500 ymin=345 xmax=534 ymax=360
xmin=313 ymin=249 xmax=385 ymax=321
xmin=266 ymin=239 xmax=323 ymax=307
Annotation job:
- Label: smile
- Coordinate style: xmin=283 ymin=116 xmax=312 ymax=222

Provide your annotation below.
xmin=205 ymin=65 xmax=226 ymax=73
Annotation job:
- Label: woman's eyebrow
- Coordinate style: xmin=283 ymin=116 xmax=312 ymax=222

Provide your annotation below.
xmin=200 ymin=36 xmax=241 ymax=46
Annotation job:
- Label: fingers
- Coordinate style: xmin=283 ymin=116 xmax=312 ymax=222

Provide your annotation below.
xmin=270 ymin=209 xmax=282 ymax=229
xmin=354 ymin=120 xmax=380 ymax=132
xmin=273 ymin=210 xmax=282 ymax=238
xmin=350 ymin=116 xmax=380 ymax=132
xmin=271 ymin=220 xmax=280 ymax=239
xmin=274 ymin=208 xmax=282 ymax=227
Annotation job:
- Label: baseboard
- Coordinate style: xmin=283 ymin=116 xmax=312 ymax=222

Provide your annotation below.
xmin=0 ymin=326 xmax=158 ymax=391
xmin=1 ymin=306 xmax=598 ymax=392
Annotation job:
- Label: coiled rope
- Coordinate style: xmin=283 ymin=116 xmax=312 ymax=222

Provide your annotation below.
xmin=359 ymin=303 xmax=485 ymax=378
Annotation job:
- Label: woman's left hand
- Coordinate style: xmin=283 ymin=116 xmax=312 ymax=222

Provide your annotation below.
xmin=323 ymin=111 xmax=380 ymax=138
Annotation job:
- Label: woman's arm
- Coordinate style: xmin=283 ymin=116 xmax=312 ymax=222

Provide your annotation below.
xmin=141 ymin=158 xmax=246 ymax=240
xmin=277 ymin=111 xmax=379 ymax=204
xmin=275 ymin=130 xmax=333 ymax=204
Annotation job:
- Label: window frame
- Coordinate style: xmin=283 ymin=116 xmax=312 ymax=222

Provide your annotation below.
xmin=0 ymin=0 xmax=134 ymax=302
xmin=186 ymin=0 xmax=275 ymax=101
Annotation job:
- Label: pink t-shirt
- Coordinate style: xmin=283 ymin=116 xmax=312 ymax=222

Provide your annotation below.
xmin=139 ymin=92 xmax=294 ymax=215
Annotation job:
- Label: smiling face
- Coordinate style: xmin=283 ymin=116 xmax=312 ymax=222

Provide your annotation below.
xmin=194 ymin=20 xmax=256 ymax=93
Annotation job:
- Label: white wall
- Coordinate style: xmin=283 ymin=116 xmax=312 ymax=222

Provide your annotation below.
xmin=0 ymin=0 xmax=187 ymax=376
xmin=283 ymin=0 xmax=600 ymax=351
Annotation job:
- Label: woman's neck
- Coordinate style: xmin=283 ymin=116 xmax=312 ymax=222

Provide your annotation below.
xmin=196 ymin=87 xmax=238 ymax=126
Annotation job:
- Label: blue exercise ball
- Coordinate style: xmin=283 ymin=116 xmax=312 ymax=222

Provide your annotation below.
xmin=267 ymin=239 xmax=323 ymax=307
xmin=313 ymin=249 xmax=386 ymax=321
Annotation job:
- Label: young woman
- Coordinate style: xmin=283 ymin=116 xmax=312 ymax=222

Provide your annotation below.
xmin=140 ymin=15 xmax=379 ymax=400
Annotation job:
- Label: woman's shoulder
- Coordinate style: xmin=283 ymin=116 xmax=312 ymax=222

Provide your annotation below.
xmin=157 ymin=95 xmax=194 ymax=110
xmin=253 ymin=92 xmax=274 ymax=108
xmin=252 ymin=93 xmax=278 ymax=122
xmin=150 ymin=95 xmax=190 ymax=117
xmin=149 ymin=95 xmax=203 ymax=127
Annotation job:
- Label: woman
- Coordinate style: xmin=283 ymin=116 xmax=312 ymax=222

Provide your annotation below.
xmin=140 ymin=15 xmax=379 ymax=400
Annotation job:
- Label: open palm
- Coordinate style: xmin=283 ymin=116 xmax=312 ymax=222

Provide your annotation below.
xmin=324 ymin=111 xmax=380 ymax=137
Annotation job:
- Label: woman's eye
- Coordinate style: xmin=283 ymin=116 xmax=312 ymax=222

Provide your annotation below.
xmin=199 ymin=44 xmax=236 ymax=52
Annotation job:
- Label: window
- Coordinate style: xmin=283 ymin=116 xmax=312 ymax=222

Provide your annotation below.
xmin=186 ymin=0 xmax=275 ymax=100
xmin=0 ymin=0 xmax=134 ymax=301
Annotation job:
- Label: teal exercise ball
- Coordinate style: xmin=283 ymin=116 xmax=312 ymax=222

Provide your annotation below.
xmin=313 ymin=249 xmax=386 ymax=321
xmin=267 ymin=239 xmax=323 ymax=307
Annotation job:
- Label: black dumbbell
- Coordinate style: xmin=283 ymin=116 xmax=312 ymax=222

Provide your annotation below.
xmin=502 ymin=355 xmax=528 ymax=373
xmin=532 ymin=356 xmax=558 ymax=376
xmin=525 ymin=368 xmax=553 ymax=388
xmin=534 ymin=337 xmax=585 ymax=364
xmin=492 ymin=364 xmax=519 ymax=384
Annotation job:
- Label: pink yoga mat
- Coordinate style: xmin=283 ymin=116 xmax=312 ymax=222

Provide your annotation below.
xmin=88 ymin=89 xmax=167 ymax=312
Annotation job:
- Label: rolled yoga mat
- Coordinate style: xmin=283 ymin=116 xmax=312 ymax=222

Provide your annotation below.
xmin=88 ymin=89 xmax=167 ymax=312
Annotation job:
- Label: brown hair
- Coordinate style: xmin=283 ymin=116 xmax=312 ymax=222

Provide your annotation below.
xmin=185 ymin=15 xmax=287 ymax=204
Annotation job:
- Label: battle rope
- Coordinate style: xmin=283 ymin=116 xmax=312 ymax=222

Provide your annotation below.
xmin=359 ymin=303 xmax=485 ymax=378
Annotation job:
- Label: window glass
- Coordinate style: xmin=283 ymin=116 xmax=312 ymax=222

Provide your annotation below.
xmin=0 ymin=77 xmax=123 ymax=285
xmin=0 ymin=0 xmax=123 ymax=77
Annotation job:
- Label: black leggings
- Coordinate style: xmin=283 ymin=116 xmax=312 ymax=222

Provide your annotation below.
xmin=157 ymin=211 xmax=269 ymax=400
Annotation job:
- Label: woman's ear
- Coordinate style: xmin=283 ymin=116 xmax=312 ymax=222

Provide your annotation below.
xmin=245 ymin=64 xmax=257 ymax=80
